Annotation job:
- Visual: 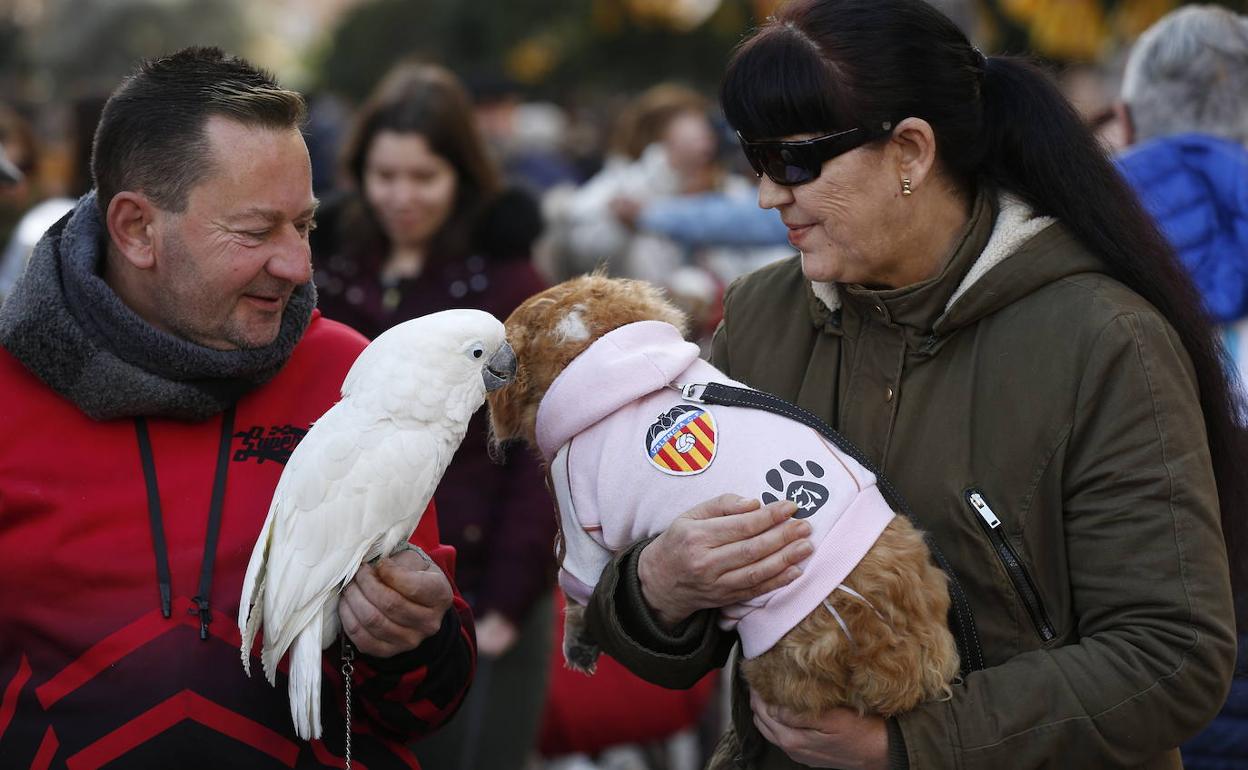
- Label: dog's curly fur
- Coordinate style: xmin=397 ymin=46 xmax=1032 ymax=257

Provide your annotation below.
xmin=488 ymin=274 xmax=959 ymax=718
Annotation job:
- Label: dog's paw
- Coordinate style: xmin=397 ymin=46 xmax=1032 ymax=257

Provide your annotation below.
xmin=762 ymin=459 xmax=830 ymax=518
xmin=563 ymin=639 xmax=600 ymax=675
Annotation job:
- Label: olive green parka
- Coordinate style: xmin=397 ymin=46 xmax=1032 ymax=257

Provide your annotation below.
xmin=583 ymin=193 xmax=1237 ymax=769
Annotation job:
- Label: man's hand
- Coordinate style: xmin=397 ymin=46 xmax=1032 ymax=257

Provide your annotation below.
xmin=339 ymin=547 xmax=453 ymax=658
xmin=637 ymin=494 xmax=812 ymax=628
xmin=475 ymin=610 xmax=519 ymax=658
xmin=750 ymin=689 xmax=889 ymax=770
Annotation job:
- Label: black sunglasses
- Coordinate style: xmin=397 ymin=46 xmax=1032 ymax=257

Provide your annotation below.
xmin=738 ymin=122 xmax=894 ymax=186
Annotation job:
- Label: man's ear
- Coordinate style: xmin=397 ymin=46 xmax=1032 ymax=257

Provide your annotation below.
xmin=890 ymin=117 xmax=938 ymax=193
xmin=105 ymin=192 xmax=160 ymax=269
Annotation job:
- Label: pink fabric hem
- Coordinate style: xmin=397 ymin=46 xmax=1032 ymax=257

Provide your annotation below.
xmin=732 ymin=489 xmax=896 ymax=659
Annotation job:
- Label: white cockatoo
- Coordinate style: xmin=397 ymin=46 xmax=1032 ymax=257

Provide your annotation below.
xmin=238 ymin=308 xmax=515 ymax=740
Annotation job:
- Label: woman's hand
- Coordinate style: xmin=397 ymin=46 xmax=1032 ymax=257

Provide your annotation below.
xmin=636 ymin=494 xmax=812 ymax=628
xmin=750 ymin=689 xmax=889 ymax=770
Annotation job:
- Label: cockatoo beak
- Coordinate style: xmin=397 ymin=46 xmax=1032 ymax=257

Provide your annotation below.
xmin=483 ymin=341 xmax=517 ymax=392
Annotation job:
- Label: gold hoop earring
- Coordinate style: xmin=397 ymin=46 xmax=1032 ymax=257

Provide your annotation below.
xmin=902 ymin=178 xmax=913 ymax=196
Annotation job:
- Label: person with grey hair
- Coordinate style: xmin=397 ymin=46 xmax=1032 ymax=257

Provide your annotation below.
xmin=1114 ymin=6 xmax=1248 ymax=770
xmin=0 ymin=47 xmax=475 ymax=768
xmin=1118 ymin=4 xmax=1248 ymax=145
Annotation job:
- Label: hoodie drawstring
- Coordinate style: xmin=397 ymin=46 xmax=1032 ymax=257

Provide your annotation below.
xmin=134 ymin=406 xmax=235 ymax=639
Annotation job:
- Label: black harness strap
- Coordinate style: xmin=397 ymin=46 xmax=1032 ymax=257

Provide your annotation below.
xmin=684 ymin=381 xmax=985 ymax=674
xmin=135 ymin=406 xmax=236 ymax=640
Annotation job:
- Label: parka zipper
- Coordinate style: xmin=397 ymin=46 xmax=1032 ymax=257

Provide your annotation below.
xmin=965 ymin=488 xmax=1056 ymax=642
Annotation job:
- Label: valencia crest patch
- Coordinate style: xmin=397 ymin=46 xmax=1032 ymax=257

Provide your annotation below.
xmin=644 ymin=405 xmax=717 ymax=476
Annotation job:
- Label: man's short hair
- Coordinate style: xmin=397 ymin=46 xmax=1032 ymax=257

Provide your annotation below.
xmin=1121 ymin=5 xmax=1248 ymax=144
xmin=91 ymin=46 xmax=307 ymax=216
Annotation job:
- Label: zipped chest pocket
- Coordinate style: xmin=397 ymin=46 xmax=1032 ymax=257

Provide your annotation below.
xmin=964 ymin=488 xmax=1056 ymax=642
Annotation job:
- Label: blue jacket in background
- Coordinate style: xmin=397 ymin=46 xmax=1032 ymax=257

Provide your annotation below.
xmin=1117 ymin=133 xmax=1248 ymax=324
xmin=1118 ymin=133 xmax=1248 ymax=770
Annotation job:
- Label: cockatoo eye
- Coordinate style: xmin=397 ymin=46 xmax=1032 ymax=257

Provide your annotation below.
xmin=468 ymin=345 xmax=485 ymax=360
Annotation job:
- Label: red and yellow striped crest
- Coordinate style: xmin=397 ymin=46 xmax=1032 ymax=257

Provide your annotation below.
xmin=644 ymin=405 xmax=718 ymax=476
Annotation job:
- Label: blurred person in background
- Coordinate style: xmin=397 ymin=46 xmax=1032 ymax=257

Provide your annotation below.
xmin=0 ymin=105 xmax=40 ymax=275
xmin=468 ymin=70 xmax=582 ymax=196
xmin=1112 ymin=6 xmax=1248 ymax=769
xmin=311 ymin=60 xmax=557 ymax=770
xmin=0 ymin=143 xmax=20 ymax=189
xmin=304 ymin=90 xmax=353 ymax=197
xmin=0 ymin=95 xmax=106 ymax=304
xmin=545 ymin=83 xmax=787 ymax=344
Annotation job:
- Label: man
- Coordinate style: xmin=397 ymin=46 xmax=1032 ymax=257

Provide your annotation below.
xmin=0 ymin=47 xmax=474 ymax=768
xmin=1113 ymin=7 xmax=1248 ymax=769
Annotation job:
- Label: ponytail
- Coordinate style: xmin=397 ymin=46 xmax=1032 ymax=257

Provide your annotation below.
xmin=981 ymin=56 xmax=1248 ymax=628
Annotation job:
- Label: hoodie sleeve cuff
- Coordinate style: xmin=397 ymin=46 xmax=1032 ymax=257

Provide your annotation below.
xmin=615 ymin=536 xmax=713 ymax=651
xmin=355 ymin=606 xmax=461 ymax=674
xmin=583 ymin=537 xmax=733 ymax=690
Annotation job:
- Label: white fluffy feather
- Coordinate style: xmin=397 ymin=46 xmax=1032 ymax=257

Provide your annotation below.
xmin=237 ymin=308 xmax=509 ymax=740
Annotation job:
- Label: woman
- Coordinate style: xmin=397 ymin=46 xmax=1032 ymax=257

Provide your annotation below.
xmin=313 ymin=62 xmax=556 ymax=770
xmin=581 ymin=1 xmax=1245 ymax=768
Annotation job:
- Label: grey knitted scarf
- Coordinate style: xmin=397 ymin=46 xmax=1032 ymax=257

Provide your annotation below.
xmin=0 ymin=192 xmax=315 ymax=421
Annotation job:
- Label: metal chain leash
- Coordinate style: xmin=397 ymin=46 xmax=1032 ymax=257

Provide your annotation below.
xmin=341 ymin=637 xmax=356 ymax=770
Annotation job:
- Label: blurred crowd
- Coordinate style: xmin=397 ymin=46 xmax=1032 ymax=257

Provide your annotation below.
xmin=0 ymin=69 xmax=796 ymax=350
xmin=1 ymin=4 xmax=1245 ymax=765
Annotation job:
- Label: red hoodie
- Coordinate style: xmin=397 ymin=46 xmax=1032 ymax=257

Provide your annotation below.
xmin=0 ymin=313 xmax=475 ymax=769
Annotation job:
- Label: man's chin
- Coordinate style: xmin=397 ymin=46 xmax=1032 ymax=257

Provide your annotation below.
xmin=236 ymin=327 xmax=283 ymax=350
xmin=221 ymin=316 xmax=285 ymax=350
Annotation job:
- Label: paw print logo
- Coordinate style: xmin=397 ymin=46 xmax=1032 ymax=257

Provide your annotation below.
xmin=762 ymin=460 xmax=829 ymax=519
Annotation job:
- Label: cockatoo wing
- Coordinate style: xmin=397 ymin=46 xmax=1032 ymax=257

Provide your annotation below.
xmin=249 ymin=400 xmax=445 ymax=683
xmin=236 ymin=309 xmax=502 ymax=739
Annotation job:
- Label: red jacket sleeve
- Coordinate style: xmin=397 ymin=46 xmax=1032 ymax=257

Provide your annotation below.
xmin=323 ymin=501 xmax=477 ymax=742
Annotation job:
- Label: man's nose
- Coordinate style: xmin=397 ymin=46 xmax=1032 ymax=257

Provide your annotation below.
xmin=267 ymin=224 xmax=313 ymax=284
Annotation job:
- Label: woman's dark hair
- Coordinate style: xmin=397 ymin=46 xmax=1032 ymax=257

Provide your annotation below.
xmin=723 ymin=0 xmax=1247 ymax=628
xmin=338 ymin=61 xmax=501 ymax=268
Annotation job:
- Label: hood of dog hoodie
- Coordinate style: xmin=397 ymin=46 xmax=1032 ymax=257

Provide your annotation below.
xmin=536 ymin=320 xmax=895 ymax=659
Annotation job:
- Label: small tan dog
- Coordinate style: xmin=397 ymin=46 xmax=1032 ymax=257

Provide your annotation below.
xmin=488 ymin=275 xmax=958 ymax=717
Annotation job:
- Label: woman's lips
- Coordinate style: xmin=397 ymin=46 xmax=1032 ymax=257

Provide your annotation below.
xmin=787 ymin=223 xmax=815 ymax=246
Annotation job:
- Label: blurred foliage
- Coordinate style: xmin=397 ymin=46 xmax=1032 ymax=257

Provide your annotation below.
xmin=312 ymin=0 xmax=771 ymax=101
xmin=0 ymin=19 xmax=34 ymax=101
xmin=312 ymin=0 xmax=1248 ymax=102
xmin=26 ymin=0 xmax=250 ymax=100
xmin=1 ymin=0 xmax=1245 ymax=108
xmin=979 ymin=0 xmax=1247 ymax=62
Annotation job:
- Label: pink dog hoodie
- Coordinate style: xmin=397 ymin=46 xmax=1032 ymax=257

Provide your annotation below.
xmin=536 ymin=320 xmax=896 ymax=659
